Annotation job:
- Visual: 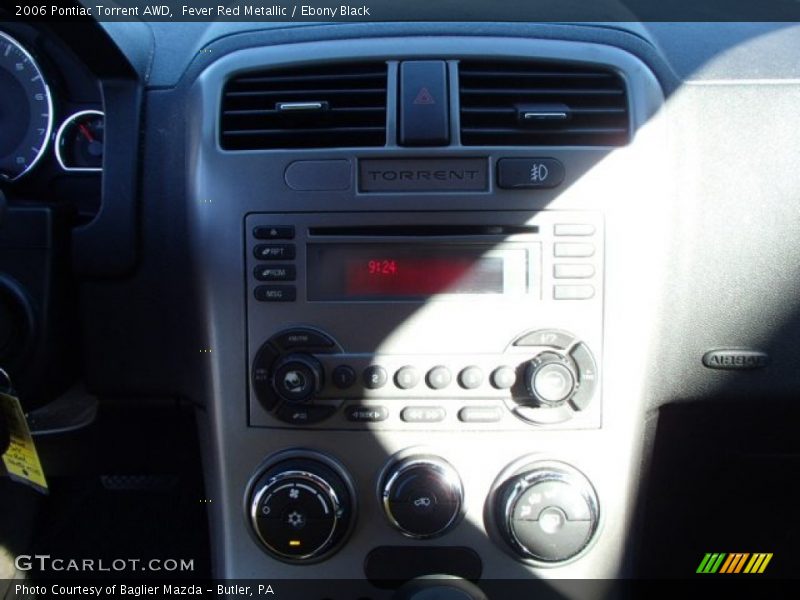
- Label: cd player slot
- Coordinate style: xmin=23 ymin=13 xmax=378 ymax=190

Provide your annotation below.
xmin=308 ymin=225 xmax=540 ymax=237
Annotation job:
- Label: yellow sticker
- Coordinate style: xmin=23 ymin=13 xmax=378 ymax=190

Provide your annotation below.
xmin=0 ymin=391 xmax=48 ymax=493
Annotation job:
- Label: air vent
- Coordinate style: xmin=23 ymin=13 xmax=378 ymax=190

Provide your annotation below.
xmin=459 ymin=60 xmax=629 ymax=146
xmin=221 ymin=63 xmax=387 ymax=150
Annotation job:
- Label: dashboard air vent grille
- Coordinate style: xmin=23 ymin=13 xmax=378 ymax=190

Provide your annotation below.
xmin=221 ymin=63 xmax=387 ymax=150
xmin=459 ymin=60 xmax=629 ymax=146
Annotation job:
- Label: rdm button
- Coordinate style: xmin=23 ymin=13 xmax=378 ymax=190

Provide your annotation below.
xmin=497 ymin=158 xmax=565 ymax=189
xmin=399 ymin=61 xmax=449 ymax=146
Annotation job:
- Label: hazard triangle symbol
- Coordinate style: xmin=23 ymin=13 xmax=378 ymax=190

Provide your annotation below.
xmin=413 ymin=87 xmax=436 ymax=105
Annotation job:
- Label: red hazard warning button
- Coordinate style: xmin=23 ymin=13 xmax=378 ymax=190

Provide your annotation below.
xmin=399 ymin=61 xmax=449 ymax=146
xmin=413 ymin=87 xmax=436 ymax=105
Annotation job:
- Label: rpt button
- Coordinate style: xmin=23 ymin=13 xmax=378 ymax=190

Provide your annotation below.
xmin=254 ymin=244 xmax=296 ymax=260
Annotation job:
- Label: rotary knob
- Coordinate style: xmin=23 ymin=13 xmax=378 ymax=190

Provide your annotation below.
xmin=271 ymin=353 xmax=324 ymax=404
xmin=524 ymin=352 xmax=577 ymax=408
xmin=381 ymin=455 xmax=464 ymax=539
xmin=493 ymin=461 xmax=599 ymax=564
xmin=249 ymin=453 xmax=355 ymax=563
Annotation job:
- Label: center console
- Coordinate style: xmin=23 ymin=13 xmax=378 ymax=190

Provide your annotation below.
xmin=187 ymin=31 xmax=666 ymax=595
xmin=243 ymin=210 xmax=603 ymax=568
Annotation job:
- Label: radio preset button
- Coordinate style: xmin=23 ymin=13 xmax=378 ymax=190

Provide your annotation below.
xmin=345 ymin=405 xmax=389 ymax=423
xmin=254 ymin=285 xmax=296 ymax=302
xmin=364 ymin=366 xmax=388 ymax=390
xmin=395 ymin=366 xmax=420 ymax=390
xmin=553 ymin=285 xmax=595 ymax=300
xmin=254 ymin=244 xmax=296 ymax=261
xmin=458 ymin=366 xmax=484 ymax=390
xmin=491 ymin=366 xmax=517 ymax=389
xmin=553 ymin=264 xmax=595 ymax=279
xmin=554 ymin=224 xmax=595 ymax=237
xmin=401 ymin=407 xmax=446 ymax=423
xmin=253 ymin=226 xmax=295 ymax=240
xmin=255 ymin=265 xmax=296 ymax=282
xmin=332 ymin=365 xmax=357 ymax=390
xmin=553 ymin=243 xmax=595 ymax=258
xmin=426 ymin=366 xmax=452 ymax=390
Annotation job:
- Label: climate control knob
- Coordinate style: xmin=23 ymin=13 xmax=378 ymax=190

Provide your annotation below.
xmin=249 ymin=452 xmax=355 ymax=563
xmin=493 ymin=461 xmax=598 ymax=563
xmin=524 ymin=352 xmax=577 ymax=408
xmin=381 ymin=455 xmax=464 ymax=539
xmin=271 ymin=353 xmax=324 ymax=404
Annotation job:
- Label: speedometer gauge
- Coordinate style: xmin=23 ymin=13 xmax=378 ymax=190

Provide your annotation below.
xmin=0 ymin=31 xmax=53 ymax=182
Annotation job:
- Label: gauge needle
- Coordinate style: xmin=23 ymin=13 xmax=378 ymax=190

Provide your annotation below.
xmin=78 ymin=123 xmax=95 ymax=142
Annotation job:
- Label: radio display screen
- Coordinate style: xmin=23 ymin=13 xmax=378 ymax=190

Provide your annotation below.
xmin=307 ymin=243 xmax=506 ymax=301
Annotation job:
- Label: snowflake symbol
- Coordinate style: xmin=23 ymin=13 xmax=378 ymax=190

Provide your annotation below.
xmin=286 ymin=511 xmax=305 ymax=528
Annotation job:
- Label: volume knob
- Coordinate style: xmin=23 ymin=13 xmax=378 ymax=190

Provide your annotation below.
xmin=271 ymin=353 xmax=324 ymax=404
xmin=524 ymin=352 xmax=577 ymax=408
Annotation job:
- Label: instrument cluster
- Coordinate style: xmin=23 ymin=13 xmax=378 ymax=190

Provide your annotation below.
xmin=0 ymin=26 xmax=103 ymax=201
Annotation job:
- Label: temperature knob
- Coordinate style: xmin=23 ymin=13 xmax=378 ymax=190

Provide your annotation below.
xmin=249 ymin=452 xmax=355 ymax=563
xmin=271 ymin=353 xmax=324 ymax=404
xmin=524 ymin=352 xmax=577 ymax=408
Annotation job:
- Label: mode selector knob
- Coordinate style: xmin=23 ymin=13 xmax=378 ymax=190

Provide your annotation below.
xmin=272 ymin=353 xmax=324 ymax=404
xmin=494 ymin=461 xmax=599 ymax=564
xmin=524 ymin=352 xmax=577 ymax=408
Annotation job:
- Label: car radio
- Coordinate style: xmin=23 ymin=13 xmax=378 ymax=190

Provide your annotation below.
xmin=245 ymin=210 xmax=603 ymax=430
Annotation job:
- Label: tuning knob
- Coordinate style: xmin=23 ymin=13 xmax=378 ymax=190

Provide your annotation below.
xmin=524 ymin=352 xmax=577 ymax=408
xmin=249 ymin=452 xmax=355 ymax=563
xmin=493 ymin=461 xmax=599 ymax=564
xmin=271 ymin=353 xmax=324 ymax=404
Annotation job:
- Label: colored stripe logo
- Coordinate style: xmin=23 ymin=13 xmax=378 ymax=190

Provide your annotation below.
xmin=696 ymin=553 xmax=773 ymax=574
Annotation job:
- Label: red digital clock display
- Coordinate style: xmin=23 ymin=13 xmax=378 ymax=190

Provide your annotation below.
xmin=307 ymin=244 xmax=505 ymax=301
xmin=346 ymin=257 xmax=487 ymax=296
